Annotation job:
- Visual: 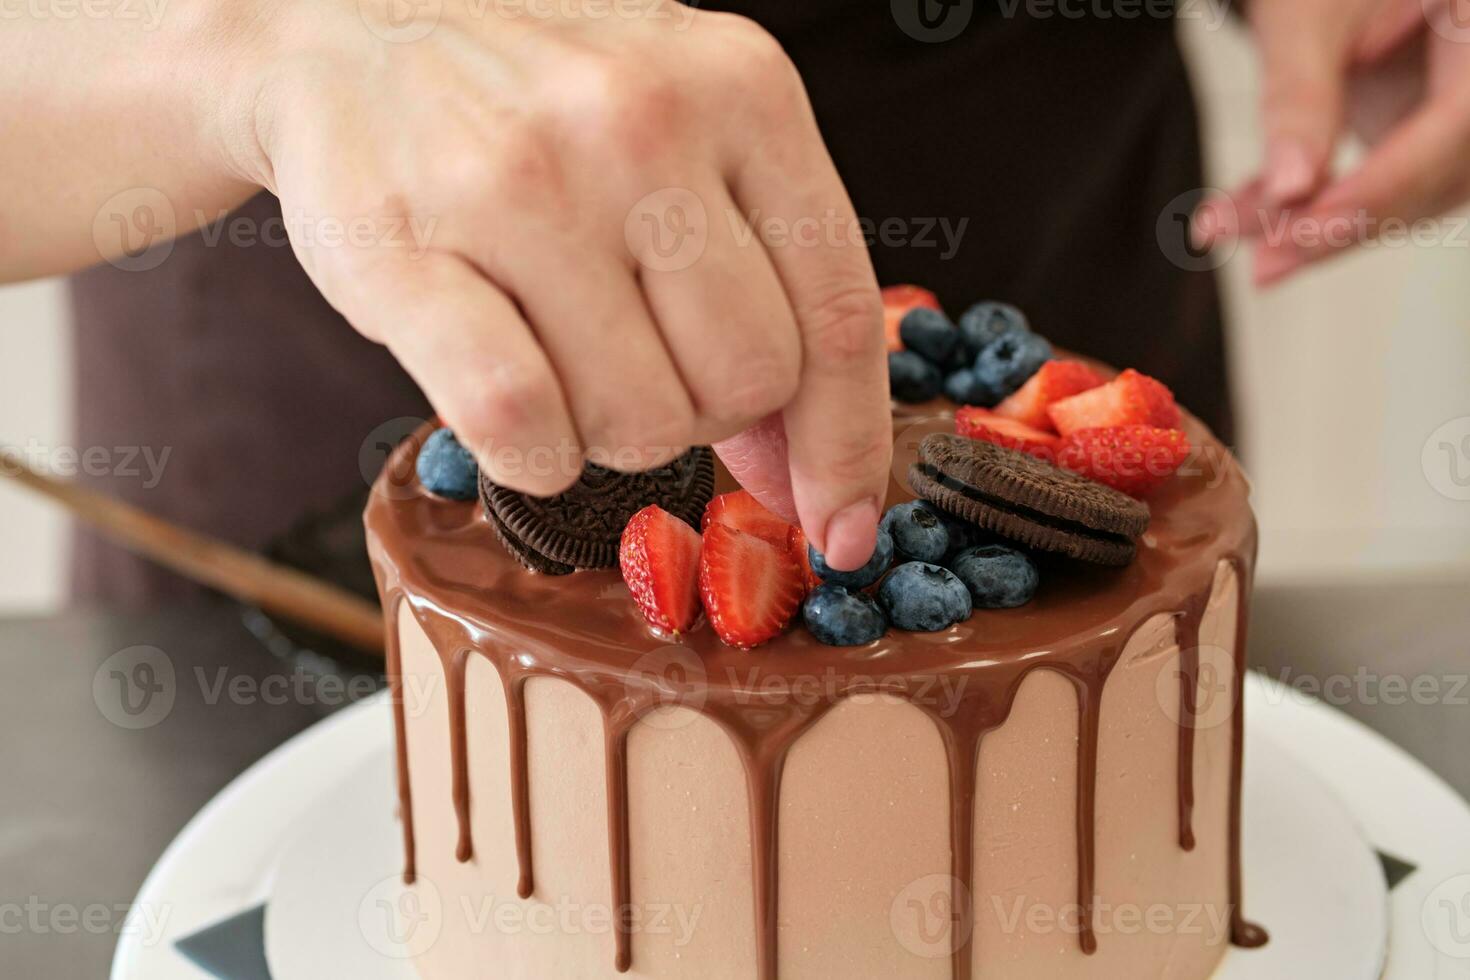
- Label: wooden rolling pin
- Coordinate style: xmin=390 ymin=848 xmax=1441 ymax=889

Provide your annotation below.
xmin=0 ymin=450 xmax=385 ymax=655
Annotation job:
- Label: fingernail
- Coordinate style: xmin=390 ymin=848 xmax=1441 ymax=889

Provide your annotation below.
xmin=1266 ymin=142 xmax=1315 ymax=206
xmin=818 ymin=497 xmax=881 ymax=572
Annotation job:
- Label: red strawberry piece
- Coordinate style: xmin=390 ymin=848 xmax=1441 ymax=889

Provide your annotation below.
xmin=993 ymin=360 xmax=1108 ymax=431
xmin=955 ymin=407 xmax=1061 ymax=462
xmin=881 ymin=284 xmax=941 ymax=352
xmin=620 ymin=505 xmax=704 ymax=635
xmin=698 ymin=522 xmax=806 ymax=649
xmin=1046 ymin=368 xmax=1182 ymax=437
xmin=1056 ymin=425 xmax=1192 ymax=498
xmin=702 ymin=490 xmax=793 ymax=547
xmin=786 ymin=525 xmax=821 ymax=592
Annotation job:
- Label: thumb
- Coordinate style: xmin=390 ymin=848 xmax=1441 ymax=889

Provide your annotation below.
xmin=1251 ymin=2 xmax=1356 ymax=205
xmin=712 ymin=414 xmax=800 ymax=525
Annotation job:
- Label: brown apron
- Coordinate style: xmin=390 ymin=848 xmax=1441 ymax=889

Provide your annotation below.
xmin=70 ymin=4 xmax=1228 ymax=602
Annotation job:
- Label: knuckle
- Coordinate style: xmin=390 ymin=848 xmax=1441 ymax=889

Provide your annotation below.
xmin=706 ymin=15 xmax=801 ymax=111
xmin=800 ymin=284 xmax=885 ymax=367
xmin=557 ymin=58 xmax=685 ymax=155
xmin=479 ymin=121 xmax=563 ymax=204
xmin=466 ymin=363 xmax=561 ymax=437
xmin=699 ymin=358 xmax=800 ymax=424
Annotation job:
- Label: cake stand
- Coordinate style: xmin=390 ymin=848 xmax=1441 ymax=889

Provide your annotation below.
xmin=111 ymin=676 xmax=1470 ymax=980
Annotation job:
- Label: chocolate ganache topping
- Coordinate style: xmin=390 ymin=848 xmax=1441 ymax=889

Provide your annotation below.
xmin=365 ymin=411 xmax=1267 ymax=980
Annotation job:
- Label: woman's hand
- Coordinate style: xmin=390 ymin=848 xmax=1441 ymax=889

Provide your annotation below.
xmin=234 ymin=0 xmax=890 ymax=568
xmin=1194 ymin=0 xmax=1470 ymax=285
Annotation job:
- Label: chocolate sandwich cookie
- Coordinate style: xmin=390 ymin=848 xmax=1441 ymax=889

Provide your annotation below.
xmin=910 ymin=433 xmax=1149 ymax=566
xmin=481 ymin=448 xmax=715 ymax=574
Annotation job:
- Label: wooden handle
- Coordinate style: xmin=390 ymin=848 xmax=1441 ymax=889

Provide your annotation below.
xmin=0 ymin=451 xmax=384 ymax=656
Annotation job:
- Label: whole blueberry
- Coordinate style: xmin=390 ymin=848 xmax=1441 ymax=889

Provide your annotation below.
xmin=958 ymin=302 xmax=1029 ymax=359
xmin=889 ymin=351 xmax=943 ymax=404
xmin=949 ymin=545 xmax=1040 ymax=609
xmin=809 ymin=527 xmax=894 ymax=590
xmin=881 ymin=500 xmax=951 ymax=564
xmin=943 ymin=368 xmax=1001 ymax=407
xmin=878 ymin=562 xmax=973 ymax=632
xmin=898 ymin=308 xmax=959 ymax=366
xmin=973 ymin=330 xmax=1053 ymax=400
xmin=417 ymin=427 xmax=479 ymax=500
xmin=802 ymin=584 xmax=889 ymax=646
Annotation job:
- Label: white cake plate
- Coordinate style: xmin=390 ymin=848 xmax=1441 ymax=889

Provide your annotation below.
xmin=113 ymin=677 xmax=1470 ymax=980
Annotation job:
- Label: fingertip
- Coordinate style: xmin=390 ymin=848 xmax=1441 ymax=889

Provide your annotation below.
xmin=812 ymin=496 xmax=880 ymax=572
xmin=1265 ymin=140 xmax=1319 ymax=206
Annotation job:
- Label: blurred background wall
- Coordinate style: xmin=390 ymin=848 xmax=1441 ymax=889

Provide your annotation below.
xmin=1 ymin=15 xmax=1467 ymax=613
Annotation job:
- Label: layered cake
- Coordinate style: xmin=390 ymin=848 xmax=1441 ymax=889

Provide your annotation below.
xmin=365 ymin=294 xmax=1266 ymax=979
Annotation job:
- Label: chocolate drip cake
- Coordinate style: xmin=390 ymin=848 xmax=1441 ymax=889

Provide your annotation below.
xmin=365 ymin=317 xmax=1266 ymax=979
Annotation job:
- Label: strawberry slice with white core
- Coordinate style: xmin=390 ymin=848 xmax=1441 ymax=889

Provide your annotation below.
xmin=881 ymin=284 xmax=941 ymax=352
xmin=619 ymin=505 xmax=704 ymax=635
xmin=698 ymin=522 xmax=806 ymax=649
xmin=702 ymin=490 xmax=794 ymax=548
xmin=1046 ymin=368 xmax=1182 ymax=437
xmin=956 ymin=407 xmax=1061 ymax=462
xmin=993 ymin=360 xmax=1108 ymax=431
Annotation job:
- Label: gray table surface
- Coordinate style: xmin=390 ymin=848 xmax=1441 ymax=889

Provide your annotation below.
xmin=4 ymin=579 xmax=1469 ymax=978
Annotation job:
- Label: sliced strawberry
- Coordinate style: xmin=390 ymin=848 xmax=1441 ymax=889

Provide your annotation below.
xmin=1056 ymin=425 xmax=1192 ymax=498
xmin=620 ymin=505 xmax=704 ymax=635
xmin=786 ymin=525 xmax=821 ymax=592
xmin=1046 ymin=368 xmax=1182 ymax=437
xmin=698 ymin=522 xmax=806 ymax=649
xmin=702 ymin=490 xmax=793 ymax=547
xmin=956 ymin=407 xmax=1061 ymax=462
xmin=993 ymin=360 xmax=1108 ymax=432
xmin=882 ymin=284 xmax=941 ymax=352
